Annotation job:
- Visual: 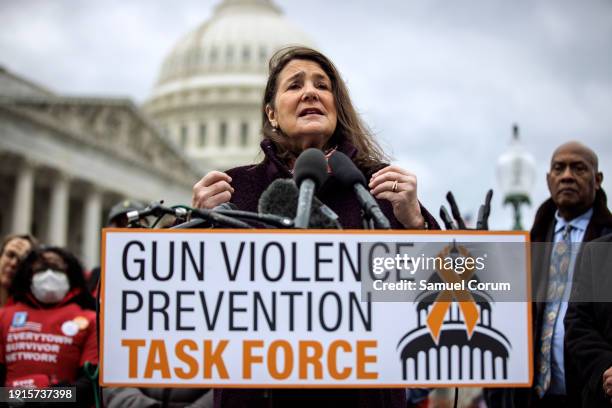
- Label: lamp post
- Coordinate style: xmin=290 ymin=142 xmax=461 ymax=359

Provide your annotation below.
xmin=496 ymin=124 xmax=536 ymax=230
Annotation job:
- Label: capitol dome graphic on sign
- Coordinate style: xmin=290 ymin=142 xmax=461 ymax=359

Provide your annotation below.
xmin=396 ymin=243 xmax=512 ymax=381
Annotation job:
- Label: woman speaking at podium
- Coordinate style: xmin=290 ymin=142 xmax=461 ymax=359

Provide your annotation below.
xmin=192 ymin=46 xmax=437 ymax=231
xmin=192 ymin=46 xmax=437 ymax=407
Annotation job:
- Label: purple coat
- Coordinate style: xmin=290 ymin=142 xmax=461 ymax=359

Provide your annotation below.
xmin=226 ymin=139 xmax=439 ymax=230
xmin=214 ymin=139 xmax=439 ymax=408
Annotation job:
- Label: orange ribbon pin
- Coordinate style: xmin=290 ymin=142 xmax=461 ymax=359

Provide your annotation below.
xmin=425 ymin=244 xmax=480 ymax=343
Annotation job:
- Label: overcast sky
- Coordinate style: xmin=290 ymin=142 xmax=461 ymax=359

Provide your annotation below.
xmin=1 ymin=0 xmax=610 ymax=229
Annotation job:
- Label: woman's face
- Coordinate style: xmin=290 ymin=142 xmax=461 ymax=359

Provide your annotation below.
xmin=30 ymin=251 xmax=71 ymax=304
xmin=0 ymin=238 xmax=31 ymax=288
xmin=266 ymin=59 xmax=338 ymax=150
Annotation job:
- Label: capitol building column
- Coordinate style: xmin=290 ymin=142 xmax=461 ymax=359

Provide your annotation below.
xmin=48 ymin=171 xmax=70 ymax=247
xmin=82 ymin=186 xmax=102 ymax=268
xmin=11 ymin=159 xmax=35 ymax=234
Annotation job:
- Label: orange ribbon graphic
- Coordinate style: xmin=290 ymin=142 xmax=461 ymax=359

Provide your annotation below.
xmin=425 ymin=245 xmax=480 ymax=343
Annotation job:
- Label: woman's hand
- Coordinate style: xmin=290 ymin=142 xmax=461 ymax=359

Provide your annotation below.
xmin=192 ymin=171 xmax=234 ymax=209
xmin=603 ymin=366 xmax=612 ymax=398
xmin=369 ymin=165 xmax=425 ymax=229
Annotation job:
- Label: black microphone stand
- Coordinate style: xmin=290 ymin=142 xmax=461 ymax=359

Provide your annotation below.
xmin=169 ymin=207 xmax=294 ymax=230
xmin=361 ymin=210 xmax=375 ymax=229
xmin=438 ymin=190 xmax=493 ymax=408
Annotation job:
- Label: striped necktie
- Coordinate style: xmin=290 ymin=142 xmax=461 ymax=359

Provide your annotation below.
xmin=535 ymin=224 xmax=573 ymax=397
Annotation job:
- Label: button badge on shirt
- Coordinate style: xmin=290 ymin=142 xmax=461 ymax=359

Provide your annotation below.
xmin=73 ymin=316 xmax=89 ymax=330
xmin=11 ymin=312 xmax=27 ymax=328
xmin=61 ymin=320 xmax=79 ymax=336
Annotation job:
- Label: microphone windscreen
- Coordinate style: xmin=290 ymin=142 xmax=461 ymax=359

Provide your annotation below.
xmin=258 ymin=179 xmax=299 ymax=218
xmin=310 ymin=203 xmax=341 ymax=229
xmin=294 ymin=148 xmax=328 ymax=189
xmin=328 ymin=151 xmax=367 ymax=187
xmin=258 ymin=178 xmax=340 ymax=229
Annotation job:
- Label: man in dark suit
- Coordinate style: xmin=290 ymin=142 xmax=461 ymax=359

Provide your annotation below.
xmin=565 ymin=232 xmax=612 ymax=407
xmin=522 ymin=141 xmax=612 ymax=408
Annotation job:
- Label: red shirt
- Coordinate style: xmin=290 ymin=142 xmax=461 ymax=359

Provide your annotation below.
xmin=0 ymin=293 xmax=97 ymax=387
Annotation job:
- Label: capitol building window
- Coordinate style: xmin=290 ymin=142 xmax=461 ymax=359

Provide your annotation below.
xmin=226 ymin=46 xmax=234 ymax=64
xmin=180 ymin=125 xmax=189 ymax=148
xmin=199 ymin=124 xmax=207 ymax=147
xmin=240 ymin=122 xmax=249 ymax=147
xmin=210 ymin=47 xmax=218 ymax=64
xmin=259 ymin=46 xmax=267 ymax=64
xmin=219 ymin=122 xmax=228 ymax=147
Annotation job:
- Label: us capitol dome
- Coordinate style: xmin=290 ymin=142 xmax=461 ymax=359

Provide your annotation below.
xmin=144 ymin=0 xmax=314 ymax=172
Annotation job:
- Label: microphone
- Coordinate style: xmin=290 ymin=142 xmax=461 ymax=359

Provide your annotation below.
xmin=258 ymin=179 xmax=341 ymax=229
xmin=170 ymin=203 xmax=253 ymax=229
xmin=476 ymin=189 xmax=493 ymax=230
xmin=439 ymin=189 xmax=493 ymax=231
xmin=328 ymin=151 xmax=391 ymax=229
xmin=446 ymin=191 xmax=467 ymax=229
xmin=126 ymin=201 xmax=188 ymax=226
xmin=293 ymin=148 xmax=329 ymax=228
xmin=439 ymin=206 xmax=457 ymax=230
xmin=190 ymin=208 xmax=253 ymax=229
xmin=213 ymin=202 xmax=294 ymax=228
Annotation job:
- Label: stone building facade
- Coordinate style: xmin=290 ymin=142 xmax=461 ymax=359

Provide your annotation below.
xmin=0 ymin=67 xmax=199 ymax=267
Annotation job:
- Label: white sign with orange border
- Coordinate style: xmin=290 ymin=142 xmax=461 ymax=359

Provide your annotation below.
xmin=100 ymin=229 xmax=532 ymax=388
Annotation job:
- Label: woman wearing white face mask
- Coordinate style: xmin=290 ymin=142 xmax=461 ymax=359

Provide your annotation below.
xmin=0 ymin=247 xmax=97 ymax=407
